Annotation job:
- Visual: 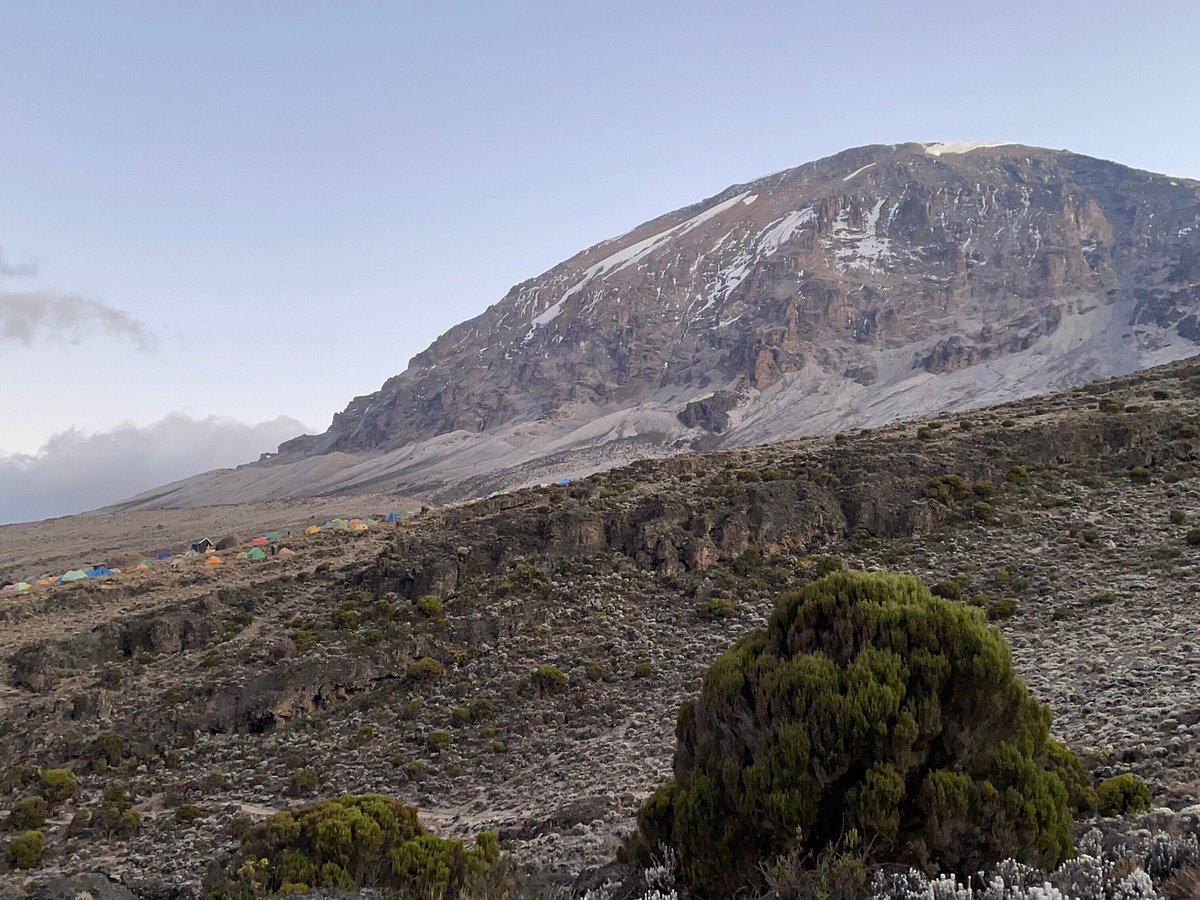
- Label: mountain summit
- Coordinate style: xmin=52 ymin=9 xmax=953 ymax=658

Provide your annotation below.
xmin=124 ymin=142 xmax=1200 ymax=507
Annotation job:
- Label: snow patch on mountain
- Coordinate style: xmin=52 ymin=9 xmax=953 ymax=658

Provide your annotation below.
xmin=924 ymin=141 xmax=1016 ymax=156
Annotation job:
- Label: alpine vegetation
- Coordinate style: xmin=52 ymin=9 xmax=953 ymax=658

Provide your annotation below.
xmin=628 ymin=570 xmax=1081 ymax=897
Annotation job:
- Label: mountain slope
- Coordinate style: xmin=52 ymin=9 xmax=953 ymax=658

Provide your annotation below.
xmin=120 ymin=141 xmax=1200 ymax=508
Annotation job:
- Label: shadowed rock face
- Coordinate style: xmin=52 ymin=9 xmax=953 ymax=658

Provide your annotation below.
xmin=282 ymin=143 xmax=1200 ymax=458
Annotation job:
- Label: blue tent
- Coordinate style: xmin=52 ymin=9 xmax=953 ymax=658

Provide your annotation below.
xmin=156 ymin=552 xmax=171 ymax=560
xmin=387 ymin=512 xmax=398 ymax=523
xmin=84 ymin=566 xmax=112 ymax=577
xmin=558 ymin=477 xmax=571 ymax=485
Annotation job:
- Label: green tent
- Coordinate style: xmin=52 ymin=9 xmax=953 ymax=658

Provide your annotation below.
xmin=59 ymin=570 xmax=88 ymax=582
xmin=265 ymin=530 xmax=285 ymax=541
xmin=247 ymin=547 xmax=267 ymax=561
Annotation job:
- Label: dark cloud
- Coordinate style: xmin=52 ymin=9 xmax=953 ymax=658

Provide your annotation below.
xmin=0 ymin=414 xmax=306 ymax=524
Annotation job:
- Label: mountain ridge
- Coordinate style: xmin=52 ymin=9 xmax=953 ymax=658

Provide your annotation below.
xmin=116 ymin=141 xmax=1200 ymax=509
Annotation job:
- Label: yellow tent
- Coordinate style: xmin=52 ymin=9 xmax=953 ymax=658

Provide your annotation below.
xmin=305 ymin=525 xmax=320 ymax=535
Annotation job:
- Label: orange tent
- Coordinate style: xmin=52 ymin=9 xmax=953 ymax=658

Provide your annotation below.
xmin=206 ymin=556 xmax=222 ymax=565
xmin=249 ymin=537 xmax=269 ymax=546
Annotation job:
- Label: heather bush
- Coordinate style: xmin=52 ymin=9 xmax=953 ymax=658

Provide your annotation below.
xmin=206 ymin=794 xmax=507 ymax=897
xmin=630 ymin=570 xmax=1076 ymax=898
xmin=4 ymin=829 xmax=44 ymax=869
xmin=38 ymin=767 xmax=78 ymax=804
xmin=1096 ymin=773 xmax=1152 ymax=816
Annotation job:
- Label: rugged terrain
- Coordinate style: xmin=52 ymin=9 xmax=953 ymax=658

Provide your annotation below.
xmin=117 ymin=141 xmax=1200 ymax=509
xmin=2 ymin=357 xmax=1200 ymax=896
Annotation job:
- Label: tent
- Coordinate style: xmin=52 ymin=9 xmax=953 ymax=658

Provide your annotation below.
xmin=305 ymin=525 xmax=320 ymax=535
xmin=328 ymin=518 xmax=349 ymax=530
xmin=278 ymin=547 xmax=295 ymax=558
xmin=136 ymin=562 xmax=152 ymax=571
xmin=558 ymin=477 xmax=571 ymax=485
xmin=84 ymin=566 xmax=112 ymax=578
xmin=265 ymin=530 xmax=285 ymax=541
xmin=246 ymin=547 xmax=267 ymax=561
xmin=387 ymin=512 xmax=398 ymax=523
xmin=205 ymin=556 xmax=222 ymax=565
xmin=191 ymin=538 xmax=216 ymax=554
xmin=156 ymin=552 xmax=171 ymax=561
xmin=363 ymin=519 xmax=378 ymax=526
xmin=249 ymin=537 xmax=269 ymax=546
xmin=36 ymin=577 xmax=55 ymax=587
xmin=59 ymin=570 xmax=88 ymax=582
xmin=350 ymin=522 xmax=369 ymax=532
xmin=14 ymin=582 xmax=30 ymax=592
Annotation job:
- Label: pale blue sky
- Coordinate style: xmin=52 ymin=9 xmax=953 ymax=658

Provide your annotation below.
xmin=1 ymin=0 xmax=1198 ymax=518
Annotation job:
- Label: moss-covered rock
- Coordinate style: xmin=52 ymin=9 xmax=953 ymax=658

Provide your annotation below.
xmin=632 ymin=570 xmax=1077 ymax=898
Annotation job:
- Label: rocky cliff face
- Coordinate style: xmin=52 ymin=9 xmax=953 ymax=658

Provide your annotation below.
xmin=123 ymin=142 xmax=1200 ymax=508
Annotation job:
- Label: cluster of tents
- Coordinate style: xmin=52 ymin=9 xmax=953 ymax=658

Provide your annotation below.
xmin=0 ymin=512 xmax=406 ymax=596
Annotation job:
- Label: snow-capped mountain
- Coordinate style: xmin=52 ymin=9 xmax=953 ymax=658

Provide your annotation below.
xmin=121 ymin=142 xmax=1200 ymax=507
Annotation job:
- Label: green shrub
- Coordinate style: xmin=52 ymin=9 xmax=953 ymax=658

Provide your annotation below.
xmin=415 ymin=595 xmax=445 ymax=618
xmin=1129 ymin=466 xmax=1152 ymax=483
xmin=406 ymin=657 xmax=446 ymax=683
xmin=285 ymin=768 xmax=319 ymax=798
xmin=426 ymin=730 xmax=451 ymax=753
xmin=585 ymin=664 xmax=604 ymax=682
xmin=702 ymin=596 xmax=736 ymax=619
xmin=929 ymin=579 xmax=963 ymax=602
xmin=1187 ymin=528 xmax=1200 ymax=547
xmin=209 ymin=795 xmax=508 ymax=897
xmin=87 ymin=731 xmax=127 ymax=772
xmin=175 ymin=803 xmax=205 ymax=823
xmin=93 ymin=786 xmax=140 ymax=838
xmin=813 ymin=556 xmax=844 ymax=577
xmin=1005 ymin=466 xmax=1030 ymax=486
xmin=1096 ymin=773 xmax=1152 ymax=816
xmin=6 ymin=795 xmax=48 ymax=830
xmin=4 ymin=829 xmax=44 ymax=869
xmin=531 ymin=665 xmax=568 ymax=693
xmin=633 ymin=662 xmax=653 ymax=678
xmin=987 ymin=597 xmax=1019 ymax=621
xmin=630 ymin=570 xmax=1076 ymax=898
xmin=450 ymin=699 xmax=494 ymax=725
xmin=1169 ymin=509 xmax=1187 ymax=526
xmin=38 ymin=768 xmax=77 ymax=804
xmin=331 ymin=600 xmax=359 ymax=631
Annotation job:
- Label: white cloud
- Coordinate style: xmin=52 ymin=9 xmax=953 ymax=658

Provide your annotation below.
xmin=0 ymin=413 xmax=307 ymax=524
xmin=0 ymin=243 xmax=156 ymax=349
xmin=0 ymin=289 xmax=157 ymax=349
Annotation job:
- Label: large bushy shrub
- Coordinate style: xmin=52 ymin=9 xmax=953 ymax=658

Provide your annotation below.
xmin=632 ymin=570 xmax=1077 ymax=898
xmin=207 ymin=794 xmax=506 ymax=897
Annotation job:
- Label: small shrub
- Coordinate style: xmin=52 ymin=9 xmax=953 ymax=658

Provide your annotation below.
xmin=406 ymin=657 xmax=446 ymax=683
xmin=585 ymin=664 xmax=604 ymax=682
xmin=1169 ymin=509 xmax=1187 ymax=526
xmin=531 ymin=665 xmax=568 ymax=693
xmin=415 ymin=594 xmax=445 ymax=618
xmin=100 ymin=663 xmax=123 ymax=688
xmin=1081 ymin=527 xmax=1101 ymax=543
xmin=285 ymin=768 xmax=319 ymax=798
xmin=331 ymin=600 xmax=359 ymax=630
xmin=405 ymin=760 xmax=427 ymax=782
xmin=6 ymin=795 xmax=48 ymax=830
xmin=175 ymin=803 xmax=204 ymax=823
xmin=1096 ymin=773 xmax=1152 ymax=816
xmin=1186 ymin=528 xmax=1200 ymax=547
xmin=1129 ymin=466 xmax=1152 ymax=483
xmin=929 ymin=579 xmax=963 ymax=602
xmin=4 ymin=829 xmax=44 ymax=869
xmin=87 ymin=731 xmax=127 ymax=772
xmin=1005 ymin=465 xmax=1030 ymax=486
xmin=702 ymin=596 xmax=736 ymax=619
xmin=987 ymin=596 xmax=1019 ymax=620
xmin=37 ymin=768 xmax=77 ymax=804
xmin=633 ymin=662 xmax=653 ymax=678
xmin=292 ymin=628 xmax=316 ymax=650
xmin=211 ymin=795 xmax=509 ymax=896
xmin=427 ymin=730 xmax=451 ymax=752
xmin=814 ymin=555 xmax=844 ymax=576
